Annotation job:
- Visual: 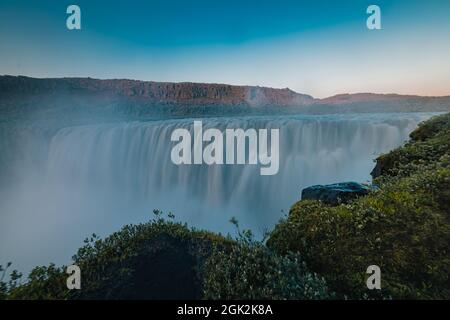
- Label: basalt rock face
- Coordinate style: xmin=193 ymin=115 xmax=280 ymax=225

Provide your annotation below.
xmin=301 ymin=182 xmax=371 ymax=205
xmin=2 ymin=76 xmax=450 ymax=118
xmin=0 ymin=75 xmax=314 ymax=108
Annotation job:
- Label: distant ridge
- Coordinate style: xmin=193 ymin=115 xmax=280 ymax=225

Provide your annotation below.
xmin=320 ymin=92 xmax=450 ymax=104
xmin=0 ymin=75 xmax=314 ymax=107
xmin=1 ymin=75 xmax=450 ymax=115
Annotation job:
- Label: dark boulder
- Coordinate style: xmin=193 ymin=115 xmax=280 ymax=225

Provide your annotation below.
xmin=301 ymin=182 xmax=372 ymax=205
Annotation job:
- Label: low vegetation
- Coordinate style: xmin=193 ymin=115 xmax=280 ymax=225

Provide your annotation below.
xmin=268 ymin=113 xmax=450 ymax=299
xmin=203 ymin=219 xmax=333 ymax=300
xmin=1 ymin=210 xmax=234 ymax=299
xmin=1 ymin=212 xmax=333 ymax=299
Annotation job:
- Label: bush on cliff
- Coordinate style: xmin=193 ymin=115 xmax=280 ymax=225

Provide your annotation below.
xmin=371 ymin=113 xmax=450 ymax=179
xmin=202 ymin=219 xmax=333 ymax=300
xmin=2 ymin=210 xmax=234 ymax=300
xmin=268 ymin=113 xmax=450 ymax=299
xmin=1 ymin=264 xmax=68 ymax=300
xmin=71 ymin=210 xmax=236 ymax=300
xmin=2 ymin=212 xmax=331 ymax=300
xmin=203 ymin=243 xmax=333 ymax=300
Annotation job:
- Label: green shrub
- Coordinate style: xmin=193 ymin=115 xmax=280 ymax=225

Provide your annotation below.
xmin=71 ymin=211 xmax=233 ymax=299
xmin=2 ymin=211 xmax=233 ymax=300
xmin=4 ymin=264 xmax=68 ymax=300
xmin=269 ymin=169 xmax=450 ymax=299
xmin=372 ymin=113 xmax=450 ymax=179
xmin=268 ymin=113 xmax=450 ymax=299
xmin=203 ymin=242 xmax=333 ymax=300
xmin=2 ymin=212 xmax=333 ymax=300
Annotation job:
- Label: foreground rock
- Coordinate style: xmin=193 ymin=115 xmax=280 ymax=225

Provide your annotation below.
xmin=301 ymin=182 xmax=371 ymax=205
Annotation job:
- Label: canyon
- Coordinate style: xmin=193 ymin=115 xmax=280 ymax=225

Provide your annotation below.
xmin=0 ymin=75 xmax=448 ymax=277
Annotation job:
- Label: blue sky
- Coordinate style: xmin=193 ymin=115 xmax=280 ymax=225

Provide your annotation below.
xmin=1 ymin=0 xmax=449 ymax=97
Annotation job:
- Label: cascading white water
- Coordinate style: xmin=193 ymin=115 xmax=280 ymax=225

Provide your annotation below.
xmin=0 ymin=113 xmax=436 ymax=273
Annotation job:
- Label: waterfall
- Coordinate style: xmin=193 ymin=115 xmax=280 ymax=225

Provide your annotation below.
xmin=0 ymin=113 xmax=435 ymax=272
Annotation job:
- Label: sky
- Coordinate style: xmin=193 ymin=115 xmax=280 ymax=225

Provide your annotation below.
xmin=0 ymin=0 xmax=449 ymax=98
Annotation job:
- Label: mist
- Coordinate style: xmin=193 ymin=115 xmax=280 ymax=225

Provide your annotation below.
xmin=0 ymin=112 xmax=436 ymax=275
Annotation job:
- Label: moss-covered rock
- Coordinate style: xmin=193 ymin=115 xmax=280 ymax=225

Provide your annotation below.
xmin=371 ymin=113 xmax=450 ymax=179
xmin=268 ymin=113 xmax=450 ymax=299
